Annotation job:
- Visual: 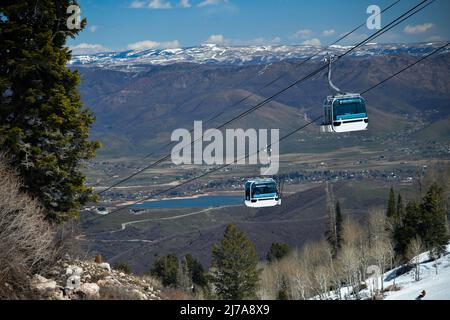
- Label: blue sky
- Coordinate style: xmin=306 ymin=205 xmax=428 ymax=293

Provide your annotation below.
xmin=69 ymin=0 xmax=450 ymax=54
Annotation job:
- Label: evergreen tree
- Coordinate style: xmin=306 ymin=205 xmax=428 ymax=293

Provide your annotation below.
xmin=394 ymin=185 xmax=449 ymax=259
xmin=325 ymin=220 xmax=336 ymax=255
xmin=326 ymin=201 xmax=343 ymax=257
xmin=396 ymin=194 xmax=405 ymax=227
xmin=113 ymin=262 xmax=131 ymax=275
xmin=420 ymin=184 xmax=449 ymax=257
xmin=394 ymin=201 xmax=422 ymax=258
xmin=185 ymin=254 xmax=208 ymax=288
xmin=391 ymin=194 xmax=405 ymax=253
xmin=0 ymin=1 xmax=100 ymax=222
xmin=150 ymin=254 xmax=179 ymax=287
xmin=387 ymin=187 xmax=397 ymax=219
xmin=266 ymin=242 xmax=290 ymax=263
xmin=210 ymin=224 xmax=260 ymax=300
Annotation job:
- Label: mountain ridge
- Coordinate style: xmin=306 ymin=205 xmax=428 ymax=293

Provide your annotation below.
xmin=76 ymin=51 xmax=450 ymax=156
xmin=70 ymin=42 xmax=450 ymax=70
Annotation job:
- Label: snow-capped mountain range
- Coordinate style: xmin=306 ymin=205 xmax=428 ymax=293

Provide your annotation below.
xmin=69 ymin=42 xmax=449 ymax=70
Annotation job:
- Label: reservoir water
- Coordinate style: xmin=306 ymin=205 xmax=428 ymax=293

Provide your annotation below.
xmin=131 ymin=195 xmax=243 ymax=209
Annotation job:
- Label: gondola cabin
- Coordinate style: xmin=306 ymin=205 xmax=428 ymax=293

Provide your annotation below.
xmin=245 ymin=178 xmax=281 ymax=208
xmin=94 ymin=207 xmax=110 ymax=215
xmin=320 ymin=94 xmax=368 ymax=133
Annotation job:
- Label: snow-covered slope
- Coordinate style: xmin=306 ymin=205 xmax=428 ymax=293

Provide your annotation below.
xmin=384 ymin=245 xmax=450 ymax=300
xmin=69 ymin=42 xmax=449 ymax=70
xmin=314 ymin=244 xmax=450 ymax=300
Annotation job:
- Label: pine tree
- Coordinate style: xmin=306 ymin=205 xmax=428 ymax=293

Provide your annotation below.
xmin=325 ymin=183 xmax=337 ymax=255
xmin=266 ymin=242 xmax=290 ymax=263
xmin=0 ymin=1 xmax=100 ymax=222
xmin=387 ymin=188 xmax=397 ymax=219
xmin=150 ymin=254 xmax=179 ymax=287
xmin=391 ymin=194 xmax=405 ymax=254
xmin=391 ymin=184 xmax=449 ymax=260
xmin=325 ymin=222 xmax=336 ymax=256
xmin=394 ymin=201 xmax=422 ymax=258
xmin=210 ymin=224 xmax=260 ymax=300
xmin=326 ymin=201 xmax=343 ymax=257
xmin=421 ymin=184 xmax=449 ymax=257
xmin=396 ymin=194 xmax=405 ymax=227
xmin=113 ymin=262 xmax=131 ymax=274
xmin=184 ymin=254 xmax=208 ymax=288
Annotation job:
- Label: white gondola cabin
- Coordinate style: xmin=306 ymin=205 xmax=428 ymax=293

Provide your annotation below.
xmin=94 ymin=207 xmax=110 ymax=215
xmin=245 ymin=178 xmax=281 ymax=208
xmin=320 ymin=94 xmax=368 ymax=133
xmin=320 ymin=53 xmax=369 ymax=133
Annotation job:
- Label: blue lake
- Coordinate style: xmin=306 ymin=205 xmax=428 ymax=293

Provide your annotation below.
xmin=131 ymin=195 xmax=243 ymax=209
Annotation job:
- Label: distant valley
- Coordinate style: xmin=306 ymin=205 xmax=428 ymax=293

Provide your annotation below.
xmin=75 ymin=43 xmax=450 ymax=158
xmin=77 ymin=43 xmax=450 ymax=273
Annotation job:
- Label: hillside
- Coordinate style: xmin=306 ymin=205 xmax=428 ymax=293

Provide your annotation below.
xmin=76 ymin=43 xmax=450 ymax=277
xmin=384 ymin=245 xmax=450 ymax=300
xmin=414 ymin=115 xmax=450 ymax=143
xmin=80 ymin=180 xmax=397 ymax=273
xmin=75 ymin=45 xmax=450 ymax=157
xmin=314 ymin=244 xmax=450 ymax=300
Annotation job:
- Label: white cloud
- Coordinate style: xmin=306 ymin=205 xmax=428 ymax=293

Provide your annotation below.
xmin=204 ymin=34 xmax=282 ymax=46
xmin=89 ymin=25 xmax=99 ymax=33
xmin=130 ymin=0 xmax=172 ymax=9
xmin=130 ymin=0 xmax=231 ymax=10
xmin=302 ymin=38 xmax=321 ymax=46
xmin=128 ymin=40 xmax=160 ymax=50
xmin=149 ymin=0 xmax=172 ymax=9
xmin=198 ymin=0 xmax=227 ymax=7
xmin=127 ymin=40 xmax=181 ymax=51
xmin=404 ymin=23 xmax=434 ymax=34
xmin=70 ymin=43 xmax=110 ymax=55
xmin=292 ymin=29 xmax=313 ymax=40
xmin=205 ymin=34 xmax=226 ymax=44
xmin=426 ymin=35 xmax=444 ymax=42
xmin=178 ymin=0 xmax=191 ymax=8
xmin=322 ymin=29 xmax=335 ymax=37
xmin=159 ymin=40 xmax=181 ymax=49
xmin=130 ymin=1 xmax=146 ymax=8
xmin=244 ymin=37 xmax=282 ymax=46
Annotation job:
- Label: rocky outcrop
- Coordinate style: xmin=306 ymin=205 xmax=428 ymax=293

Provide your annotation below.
xmin=31 ymin=274 xmax=58 ymax=298
xmin=74 ymin=283 xmax=100 ymax=300
xmin=31 ymin=257 xmax=163 ymax=300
